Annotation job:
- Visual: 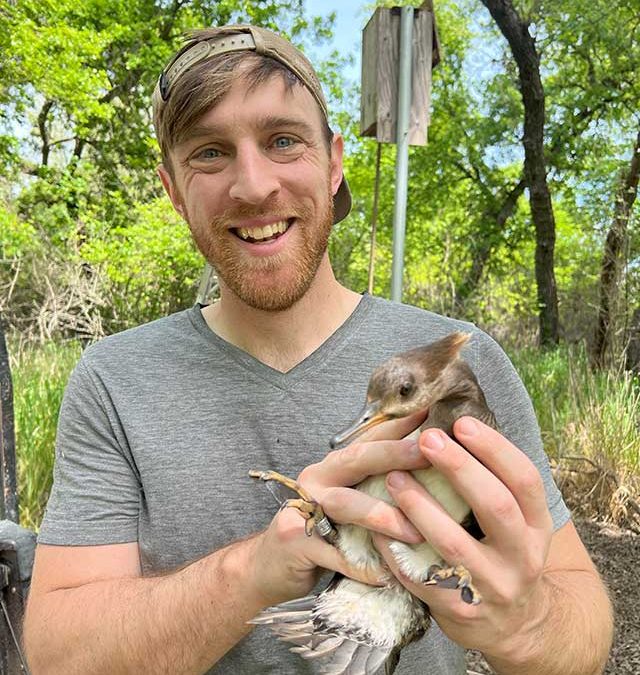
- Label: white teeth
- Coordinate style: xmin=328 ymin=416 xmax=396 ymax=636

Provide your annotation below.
xmin=237 ymin=220 xmax=289 ymax=241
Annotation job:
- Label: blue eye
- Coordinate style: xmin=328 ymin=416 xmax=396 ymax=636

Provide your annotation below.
xmin=274 ymin=137 xmax=295 ymax=149
xmin=197 ymin=148 xmax=221 ymax=160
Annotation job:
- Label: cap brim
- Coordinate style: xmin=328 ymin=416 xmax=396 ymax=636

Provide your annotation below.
xmin=333 ymin=174 xmax=351 ymax=224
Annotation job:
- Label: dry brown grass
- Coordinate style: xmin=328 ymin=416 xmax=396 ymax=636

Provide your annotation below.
xmin=513 ymin=346 xmax=640 ymax=533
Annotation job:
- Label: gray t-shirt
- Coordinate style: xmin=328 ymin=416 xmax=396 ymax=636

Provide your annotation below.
xmin=40 ymin=294 xmax=570 ymax=674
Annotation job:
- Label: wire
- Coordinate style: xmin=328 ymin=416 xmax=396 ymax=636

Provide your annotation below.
xmin=0 ymin=594 xmax=31 ymax=674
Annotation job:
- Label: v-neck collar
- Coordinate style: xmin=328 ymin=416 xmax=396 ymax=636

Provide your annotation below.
xmin=187 ymin=293 xmax=374 ymax=390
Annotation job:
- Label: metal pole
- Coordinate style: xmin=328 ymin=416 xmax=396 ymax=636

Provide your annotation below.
xmin=390 ymin=6 xmax=414 ymax=303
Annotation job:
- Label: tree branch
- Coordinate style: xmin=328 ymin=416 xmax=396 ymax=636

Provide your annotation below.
xmin=37 ymin=100 xmax=54 ymax=167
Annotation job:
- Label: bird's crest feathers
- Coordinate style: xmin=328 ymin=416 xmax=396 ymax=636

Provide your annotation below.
xmin=417 ymin=331 xmax=471 ymax=367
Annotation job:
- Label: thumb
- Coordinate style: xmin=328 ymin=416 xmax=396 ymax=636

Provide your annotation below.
xmin=310 ymin=536 xmax=388 ymax=586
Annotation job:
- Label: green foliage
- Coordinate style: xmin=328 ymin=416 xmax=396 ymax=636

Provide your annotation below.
xmin=510 ymin=344 xmax=574 ymax=454
xmin=10 ymin=339 xmax=83 ymax=531
xmin=1 ymin=0 xmax=339 ymax=184
xmin=511 ymin=343 xmax=640 ymax=468
xmin=511 ymin=344 xmax=640 ymax=527
xmin=334 ymin=0 xmax=535 ymax=323
xmin=82 ymin=197 xmax=203 ymax=330
xmin=1 ymin=0 xmax=344 ymax=338
xmin=0 ymin=0 xmax=639 ymax=351
xmin=0 ymin=201 xmax=39 ymax=259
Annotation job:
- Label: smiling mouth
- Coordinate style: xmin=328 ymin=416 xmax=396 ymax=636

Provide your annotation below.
xmin=233 ymin=219 xmax=292 ymax=243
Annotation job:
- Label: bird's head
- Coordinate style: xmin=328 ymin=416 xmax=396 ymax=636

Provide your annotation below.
xmin=329 ymin=332 xmax=470 ymax=448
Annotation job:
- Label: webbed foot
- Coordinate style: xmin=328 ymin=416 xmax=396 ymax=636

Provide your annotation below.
xmin=424 ymin=563 xmax=482 ymax=605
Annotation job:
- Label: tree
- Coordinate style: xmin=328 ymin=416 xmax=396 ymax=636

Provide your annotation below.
xmin=536 ymin=0 xmax=640 ymax=364
xmin=479 ymin=0 xmax=559 ymax=347
xmin=592 ymin=128 xmax=640 ymax=367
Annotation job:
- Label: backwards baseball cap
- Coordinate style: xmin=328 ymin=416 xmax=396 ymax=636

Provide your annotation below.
xmin=152 ymin=25 xmax=352 ymax=223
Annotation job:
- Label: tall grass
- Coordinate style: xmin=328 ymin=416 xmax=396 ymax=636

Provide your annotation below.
xmin=6 ymin=339 xmax=640 ymax=532
xmin=9 ymin=339 xmax=82 ymax=530
xmin=511 ymin=344 xmax=640 ymax=529
xmin=509 ymin=346 xmax=573 ymax=458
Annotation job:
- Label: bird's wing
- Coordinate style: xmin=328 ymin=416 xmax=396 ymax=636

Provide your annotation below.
xmin=250 ymin=593 xmax=393 ymax=675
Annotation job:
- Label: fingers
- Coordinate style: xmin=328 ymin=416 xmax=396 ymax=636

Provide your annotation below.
xmin=314 ymin=539 xmax=386 ymax=586
xmin=298 ymin=438 xmax=428 ymax=543
xmin=301 ymin=437 xmax=429 ymax=491
xmin=416 ymin=429 xmax=526 ymax=546
xmin=372 ymin=532 xmax=480 ymax=618
xmin=321 ymin=486 xmax=423 ymax=543
xmin=452 ymin=418 xmax=553 ymax=533
xmin=384 ymin=471 xmax=486 ymax=576
xmin=416 ymin=421 xmax=551 ymax=541
xmin=272 ymin=507 xmax=385 ymax=588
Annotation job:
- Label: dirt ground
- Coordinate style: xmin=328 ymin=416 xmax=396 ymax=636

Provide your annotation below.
xmin=465 ymin=518 xmax=639 ymax=674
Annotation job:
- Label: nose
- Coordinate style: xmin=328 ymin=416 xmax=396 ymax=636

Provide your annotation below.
xmin=228 ymin=143 xmax=281 ymax=206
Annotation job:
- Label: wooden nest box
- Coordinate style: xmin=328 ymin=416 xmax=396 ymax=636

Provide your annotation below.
xmin=360 ymin=1 xmax=440 ymax=146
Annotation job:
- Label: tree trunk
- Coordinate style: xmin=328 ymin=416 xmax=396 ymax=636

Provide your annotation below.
xmin=592 ymin=126 xmax=640 ymax=368
xmin=480 ymin=0 xmax=560 ymax=347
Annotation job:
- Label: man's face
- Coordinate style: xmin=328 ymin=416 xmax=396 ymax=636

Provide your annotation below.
xmin=159 ymin=69 xmax=344 ymax=312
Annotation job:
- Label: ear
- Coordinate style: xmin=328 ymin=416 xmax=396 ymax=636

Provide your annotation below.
xmin=329 ymin=133 xmax=344 ymax=197
xmin=157 ymin=164 xmax=186 ymax=220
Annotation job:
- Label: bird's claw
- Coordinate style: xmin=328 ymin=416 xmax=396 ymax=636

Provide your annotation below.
xmin=249 ymin=469 xmax=338 ymax=544
xmin=424 ymin=563 xmax=482 ymax=605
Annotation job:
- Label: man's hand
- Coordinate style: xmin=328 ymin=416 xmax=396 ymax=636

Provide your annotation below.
xmin=374 ymin=417 xmax=553 ymax=653
xmin=249 ymin=410 xmax=430 ymax=606
xmin=372 ymin=416 xmax=612 ymax=674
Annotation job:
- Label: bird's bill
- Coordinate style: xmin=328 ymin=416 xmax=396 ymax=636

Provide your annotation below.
xmin=329 ymin=400 xmax=391 ymax=448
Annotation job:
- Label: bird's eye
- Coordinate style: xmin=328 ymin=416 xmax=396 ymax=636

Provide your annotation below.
xmin=399 ymin=382 xmax=413 ymax=397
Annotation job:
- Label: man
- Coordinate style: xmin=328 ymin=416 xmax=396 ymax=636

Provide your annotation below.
xmin=24 ymin=25 xmax=612 ymax=675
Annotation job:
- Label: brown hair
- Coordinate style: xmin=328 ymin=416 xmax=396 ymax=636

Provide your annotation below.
xmin=153 ymin=30 xmax=333 ymax=173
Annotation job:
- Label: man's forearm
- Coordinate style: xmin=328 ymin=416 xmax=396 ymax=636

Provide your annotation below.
xmin=484 ymin=569 xmax=613 ymax=675
xmin=24 ymin=536 xmax=267 ymax=675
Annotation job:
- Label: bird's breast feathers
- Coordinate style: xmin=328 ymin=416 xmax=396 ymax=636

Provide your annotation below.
xmin=337 ymin=468 xmax=470 ymax=582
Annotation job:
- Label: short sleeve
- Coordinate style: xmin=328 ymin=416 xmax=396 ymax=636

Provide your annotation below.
xmin=471 ymin=331 xmax=571 ymax=531
xmin=38 ymin=358 xmax=141 ymax=545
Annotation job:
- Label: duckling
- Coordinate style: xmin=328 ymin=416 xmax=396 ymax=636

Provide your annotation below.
xmin=250 ymin=332 xmax=497 ymax=675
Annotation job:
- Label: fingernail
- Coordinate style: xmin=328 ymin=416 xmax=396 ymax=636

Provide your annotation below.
xmin=457 ymin=417 xmax=478 ymax=436
xmin=423 ymin=430 xmax=445 ymax=451
xmin=387 ymin=471 xmax=407 ymax=488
